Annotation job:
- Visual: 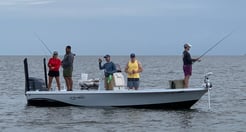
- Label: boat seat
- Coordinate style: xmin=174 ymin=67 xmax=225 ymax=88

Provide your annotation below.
xmin=113 ymin=72 xmax=125 ymax=89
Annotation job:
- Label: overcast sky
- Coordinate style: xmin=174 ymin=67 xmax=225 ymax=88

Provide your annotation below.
xmin=0 ymin=0 xmax=245 ymax=55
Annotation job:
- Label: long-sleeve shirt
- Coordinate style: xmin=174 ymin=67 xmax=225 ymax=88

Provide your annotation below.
xmin=183 ymin=50 xmax=198 ymax=65
xmin=183 ymin=50 xmax=192 ymax=65
xmin=62 ymin=52 xmax=74 ymax=68
xmin=99 ymin=62 xmax=116 ymax=77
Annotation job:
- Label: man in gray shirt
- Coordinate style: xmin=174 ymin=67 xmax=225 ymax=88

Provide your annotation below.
xmin=62 ymin=45 xmax=74 ymax=91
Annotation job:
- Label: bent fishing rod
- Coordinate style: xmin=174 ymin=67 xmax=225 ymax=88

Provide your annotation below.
xmin=197 ymin=31 xmax=233 ymax=60
xmin=33 ymin=32 xmax=52 ymax=88
xmin=34 ymin=32 xmax=52 ymax=55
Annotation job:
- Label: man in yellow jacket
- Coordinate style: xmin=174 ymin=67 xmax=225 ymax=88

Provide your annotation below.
xmin=125 ymin=53 xmax=143 ymax=90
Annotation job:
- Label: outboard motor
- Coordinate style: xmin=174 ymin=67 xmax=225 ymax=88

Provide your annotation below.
xmin=203 ymin=72 xmax=213 ymax=88
xmin=28 ymin=77 xmax=47 ymax=91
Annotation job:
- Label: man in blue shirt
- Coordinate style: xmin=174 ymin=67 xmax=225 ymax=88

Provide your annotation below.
xmin=98 ymin=54 xmax=117 ymax=90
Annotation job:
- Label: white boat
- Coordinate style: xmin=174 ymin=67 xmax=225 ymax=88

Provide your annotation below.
xmin=24 ymin=58 xmax=212 ymax=109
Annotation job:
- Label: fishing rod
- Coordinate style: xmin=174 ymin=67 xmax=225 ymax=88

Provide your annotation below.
xmin=34 ymin=33 xmax=52 ymax=88
xmin=197 ymin=31 xmax=233 ymax=59
xmin=34 ymin=32 xmax=52 ymax=55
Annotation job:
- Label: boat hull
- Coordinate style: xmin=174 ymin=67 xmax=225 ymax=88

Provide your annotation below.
xmin=26 ymin=88 xmax=207 ymax=109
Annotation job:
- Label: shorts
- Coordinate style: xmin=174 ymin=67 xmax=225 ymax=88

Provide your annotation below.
xmin=63 ymin=67 xmax=73 ymax=77
xmin=127 ymin=78 xmax=140 ymax=89
xmin=183 ymin=65 xmax=192 ymax=76
xmin=104 ymin=76 xmax=115 ymax=90
xmin=48 ymin=71 xmax=59 ymax=77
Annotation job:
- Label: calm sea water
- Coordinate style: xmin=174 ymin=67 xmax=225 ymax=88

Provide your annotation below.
xmin=0 ymin=55 xmax=245 ymax=132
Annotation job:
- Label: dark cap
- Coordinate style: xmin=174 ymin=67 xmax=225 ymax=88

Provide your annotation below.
xmin=104 ymin=54 xmax=110 ymax=58
xmin=130 ymin=53 xmax=135 ymax=58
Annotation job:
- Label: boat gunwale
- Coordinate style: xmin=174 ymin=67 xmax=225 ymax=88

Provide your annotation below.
xmin=26 ymin=87 xmax=207 ymax=95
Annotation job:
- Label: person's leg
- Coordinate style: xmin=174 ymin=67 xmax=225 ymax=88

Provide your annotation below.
xmin=67 ymin=77 xmax=73 ymax=91
xmin=183 ymin=65 xmax=192 ymax=88
xmin=63 ymin=68 xmax=71 ymax=91
xmin=67 ymin=67 xmax=73 ymax=91
xmin=184 ymin=75 xmax=190 ymax=88
xmin=108 ymin=77 xmax=114 ymax=90
xmin=48 ymin=76 xmax=53 ymax=91
xmin=104 ymin=77 xmax=108 ymax=90
xmin=55 ymin=76 xmax=61 ymax=90
xmin=64 ymin=77 xmax=69 ymax=91
xmin=133 ymin=80 xmax=140 ymax=90
xmin=127 ymin=79 xmax=134 ymax=89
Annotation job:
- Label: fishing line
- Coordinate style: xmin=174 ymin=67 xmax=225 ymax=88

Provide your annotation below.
xmin=34 ymin=32 xmax=52 ymax=55
xmin=33 ymin=32 xmax=52 ymax=88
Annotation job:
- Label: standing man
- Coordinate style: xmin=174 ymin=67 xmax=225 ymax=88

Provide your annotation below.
xmin=98 ymin=54 xmax=117 ymax=90
xmin=125 ymin=53 xmax=143 ymax=90
xmin=62 ymin=45 xmax=74 ymax=91
xmin=183 ymin=43 xmax=200 ymax=88
xmin=48 ymin=51 xmax=61 ymax=91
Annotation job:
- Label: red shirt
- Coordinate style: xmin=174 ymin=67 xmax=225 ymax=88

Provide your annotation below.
xmin=48 ymin=57 xmax=61 ymax=71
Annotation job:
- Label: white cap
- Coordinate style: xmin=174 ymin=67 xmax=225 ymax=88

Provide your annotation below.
xmin=184 ymin=43 xmax=192 ymax=48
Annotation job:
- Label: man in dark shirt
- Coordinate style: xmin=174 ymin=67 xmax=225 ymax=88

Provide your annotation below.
xmin=62 ymin=45 xmax=74 ymax=91
xmin=98 ymin=54 xmax=117 ymax=90
xmin=183 ymin=43 xmax=200 ymax=88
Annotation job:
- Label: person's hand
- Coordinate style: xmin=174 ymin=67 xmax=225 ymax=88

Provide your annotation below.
xmin=98 ymin=58 xmax=102 ymax=63
xmin=196 ymin=58 xmax=201 ymax=62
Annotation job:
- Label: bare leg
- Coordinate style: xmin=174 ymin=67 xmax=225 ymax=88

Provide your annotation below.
xmin=64 ymin=77 xmax=73 ymax=91
xmin=64 ymin=77 xmax=69 ymax=91
xmin=184 ymin=75 xmax=190 ymax=88
xmin=48 ymin=76 xmax=53 ymax=91
xmin=55 ymin=76 xmax=61 ymax=90
xmin=67 ymin=77 xmax=73 ymax=91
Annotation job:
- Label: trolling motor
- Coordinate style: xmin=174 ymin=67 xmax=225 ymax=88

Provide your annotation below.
xmin=202 ymin=72 xmax=213 ymax=89
xmin=202 ymin=72 xmax=213 ymax=109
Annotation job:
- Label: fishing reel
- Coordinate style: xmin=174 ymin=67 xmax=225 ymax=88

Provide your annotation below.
xmin=202 ymin=72 xmax=213 ymax=89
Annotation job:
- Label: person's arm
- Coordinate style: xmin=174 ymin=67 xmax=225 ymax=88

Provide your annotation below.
xmin=99 ymin=63 xmax=104 ymax=70
xmin=48 ymin=58 xmax=54 ymax=70
xmin=48 ymin=58 xmax=52 ymax=67
xmin=124 ymin=62 xmax=129 ymax=74
xmin=137 ymin=61 xmax=143 ymax=73
xmin=192 ymin=58 xmax=201 ymax=62
xmin=98 ymin=58 xmax=104 ymax=70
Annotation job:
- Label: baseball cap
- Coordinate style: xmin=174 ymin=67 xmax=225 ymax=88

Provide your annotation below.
xmin=130 ymin=53 xmax=135 ymax=58
xmin=184 ymin=43 xmax=192 ymax=48
xmin=104 ymin=54 xmax=110 ymax=58
xmin=53 ymin=51 xmax=58 ymax=55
